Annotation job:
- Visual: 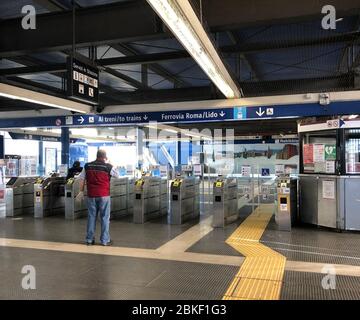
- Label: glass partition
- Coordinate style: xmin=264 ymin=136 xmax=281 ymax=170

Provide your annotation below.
xmin=301 ymin=130 xmax=338 ymax=174
xmin=345 ymin=129 xmax=360 ymax=174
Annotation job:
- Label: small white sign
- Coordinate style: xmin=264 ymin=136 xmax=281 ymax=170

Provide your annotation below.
xmin=160 ymin=165 xmax=168 ymax=177
xmin=78 ymin=84 xmax=84 ymax=94
xmin=193 ymin=164 xmax=202 ymax=176
xmin=280 ymin=204 xmax=288 ymax=211
xmin=322 ymin=180 xmax=335 ymax=200
xmin=266 ymin=108 xmax=274 ymax=115
xmin=126 ymin=165 xmax=134 ymax=176
xmin=325 ymin=161 xmax=335 ymax=174
xmin=65 ymin=116 xmax=73 ymax=125
xmin=73 ymin=71 xmax=79 ymax=81
xmin=275 ymin=164 xmax=285 ymax=175
xmin=89 ymin=116 xmax=95 ymax=123
xmin=314 ymin=144 xmax=325 ymax=162
xmin=241 ymin=165 xmax=251 ymax=177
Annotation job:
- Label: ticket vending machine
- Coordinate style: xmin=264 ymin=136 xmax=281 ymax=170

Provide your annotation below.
xmin=275 ymin=176 xmax=297 ymax=231
xmin=169 ymin=176 xmax=200 ymax=225
xmin=212 ymin=177 xmax=238 ymax=228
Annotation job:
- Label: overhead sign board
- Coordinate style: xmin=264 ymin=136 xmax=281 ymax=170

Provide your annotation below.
xmin=67 ymin=56 xmax=99 ymax=104
xmin=2 ymin=101 xmax=360 ymax=129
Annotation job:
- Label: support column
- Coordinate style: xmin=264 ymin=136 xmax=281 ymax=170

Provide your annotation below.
xmin=136 ymin=127 xmax=144 ymax=170
xmin=61 ymin=127 xmax=70 ymax=166
xmin=176 ymin=133 xmax=181 ymax=166
xmin=0 ymin=135 xmax=4 ymax=159
xmin=189 ymin=137 xmax=193 ymax=161
xmin=38 ymin=141 xmax=44 ymax=176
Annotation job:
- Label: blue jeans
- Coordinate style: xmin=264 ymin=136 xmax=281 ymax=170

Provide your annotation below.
xmin=86 ymin=196 xmax=111 ymax=245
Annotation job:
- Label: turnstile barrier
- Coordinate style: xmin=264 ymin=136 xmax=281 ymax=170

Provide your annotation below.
xmin=212 ymin=177 xmax=238 ymax=227
xmin=275 ymin=176 xmax=297 ymax=231
xmin=169 ymin=176 xmax=200 ymax=225
xmin=64 ymin=177 xmax=87 ymax=219
xmin=34 ymin=176 xmax=66 ymax=218
xmin=133 ymin=177 xmax=168 ymax=224
xmin=5 ymin=176 xmax=38 ymax=216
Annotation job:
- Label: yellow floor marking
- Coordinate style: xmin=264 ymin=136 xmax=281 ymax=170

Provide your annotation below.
xmin=223 ymin=204 xmax=287 ymax=300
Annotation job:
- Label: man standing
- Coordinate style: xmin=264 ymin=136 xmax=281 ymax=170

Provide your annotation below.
xmin=77 ymin=149 xmax=119 ymax=246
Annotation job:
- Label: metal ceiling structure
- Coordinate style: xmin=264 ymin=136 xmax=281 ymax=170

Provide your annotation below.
xmin=0 ymin=0 xmax=360 ymax=116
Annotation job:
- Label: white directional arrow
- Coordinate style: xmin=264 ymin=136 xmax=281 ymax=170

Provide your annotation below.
xmin=256 ymin=107 xmax=265 ymax=117
xmin=77 ymin=116 xmax=85 ymax=124
xmin=219 ymin=111 xmax=225 ymax=117
xmin=143 ymin=115 xmax=148 ymax=121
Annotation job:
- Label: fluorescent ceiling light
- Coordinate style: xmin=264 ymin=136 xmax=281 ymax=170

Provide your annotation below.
xmin=0 ymin=83 xmax=91 ymax=114
xmin=20 ymin=127 xmax=38 ymax=131
xmin=348 ymin=115 xmax=358 ymax=119
xmin=146 ymin=0 xmax=241 ymax=99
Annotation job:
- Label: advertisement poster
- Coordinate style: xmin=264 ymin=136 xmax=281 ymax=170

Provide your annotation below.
xmin=313 ymin=144 xmax=325 ymax=162
xmin=303 ymin=144 xmax=314 ymax=164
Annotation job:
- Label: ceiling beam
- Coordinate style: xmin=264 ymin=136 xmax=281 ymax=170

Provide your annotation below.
xmin=0 ymin=64 xmax=66 ymax=76
xmin=112 ymin=43 xmax=190 ymax=88
xmin=103 ymin=73 xmax=355 ymax=104
xmin=2 ymin=0 xmax=360 ymax=58
xmin=95 ymin=32 xmax=360 ymax=66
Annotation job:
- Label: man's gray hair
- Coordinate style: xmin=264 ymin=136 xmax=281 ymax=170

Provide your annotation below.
xmin=97 ymin=149 xmax=107 ymax=160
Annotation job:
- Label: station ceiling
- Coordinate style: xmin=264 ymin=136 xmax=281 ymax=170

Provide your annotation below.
xmin=0 ymin=0 xmax=360 ymax=113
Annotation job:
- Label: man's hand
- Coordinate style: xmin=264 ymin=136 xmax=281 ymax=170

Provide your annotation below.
xmin=76 ymin=191 xmax=84 ymax=201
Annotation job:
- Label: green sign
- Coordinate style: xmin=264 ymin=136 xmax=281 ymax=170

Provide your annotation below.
xmin=325 ymin=145 xmax=336 ymax=161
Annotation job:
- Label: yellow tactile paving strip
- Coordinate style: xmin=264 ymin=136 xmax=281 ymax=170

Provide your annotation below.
xmin=223 ymin=204 xmax=286 ymax=300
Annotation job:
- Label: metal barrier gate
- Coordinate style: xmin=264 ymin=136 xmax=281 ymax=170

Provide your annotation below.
xmin=5 ymin=176 xmax=38 ymax=216
xmin=169 ymin=176 xmax=200 ymax=225
xmin=212 ymin=177 xmax=238 ymax=227
xmin=65 ymin=177 xmax=135 ymax=220
xmin=133 ymin=176 xmax=168 ymax=224
xmin=34 ymin=176 xmax=66 ymax=218
xmin=64 ymin=177 xmax=87 ymax=219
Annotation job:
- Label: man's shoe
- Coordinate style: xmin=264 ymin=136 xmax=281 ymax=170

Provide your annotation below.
xmin=86 ymin=240 xmax=95 ymax=246
xmin=102 ymin=240 xmax=113 ymax=246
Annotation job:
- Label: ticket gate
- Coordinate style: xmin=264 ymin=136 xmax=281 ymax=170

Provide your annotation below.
xmin=212 ymin=177 xmax=239 ymax=227
xmin=5 ymin=177 xmax=38 ymax=216
xmin=64 ymin=177 xmax=87 ymax=220
xmin=169 ymin=176 xmax=200 ymax=224
xmin=34 ymin=176 xmax=66 ymax=218
xmin=275 ymin=176 xmax=297 ymax=231
xmin=126 ymin=178 xmax=134 ymax=215
xmin=65 ymin=177 xmax=134 ymax=220
xmin=133 ymin=177 xmax=168 ymax=224
xmin=110 ymin=177 xmax=128 ymax=218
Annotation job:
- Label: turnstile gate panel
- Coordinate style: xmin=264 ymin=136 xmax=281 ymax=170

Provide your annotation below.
xmin=212 ymin=178 xmax=238 ymax=227
xmin=275 ymin=176 xmax=297 ymax=231
xmin=169 ymin=177 xmax=200 ymax=224
xmin=110 ymin=178 xmax=128 ymax=218
xmin=34 ymin=176 xmax=66 ymax=218
xmin=65 ymin=177 xmax=87 ymax=219
xmin=133 ymin=177 xmax=168 ymax=224
xmin=6 ymin=176 xmax=38 ymax=216
xmin=65 ymin=177 xmax=134 ymax=220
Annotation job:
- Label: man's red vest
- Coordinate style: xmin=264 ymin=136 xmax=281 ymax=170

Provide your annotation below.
xmin=84 ymin=160 xmax=112 ymax=198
